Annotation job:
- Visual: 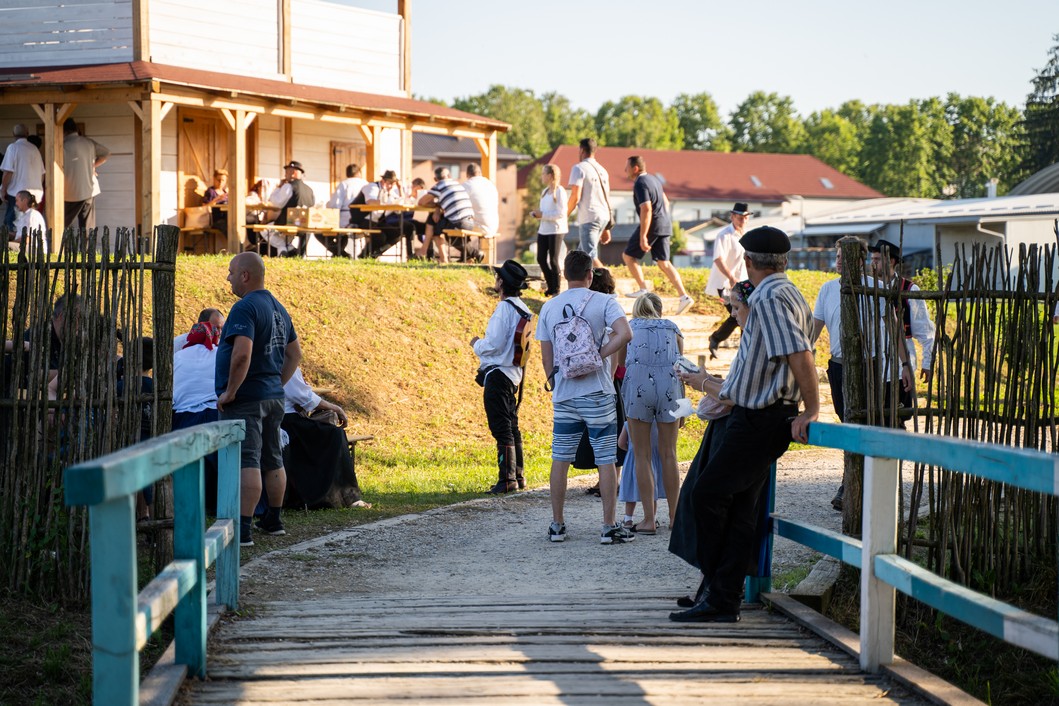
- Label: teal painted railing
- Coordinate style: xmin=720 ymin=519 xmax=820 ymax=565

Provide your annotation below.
xmin=769 ymin=421 xmax=1059 ymax=672
xmin=64 ymin=420 xmax=245 ymax=705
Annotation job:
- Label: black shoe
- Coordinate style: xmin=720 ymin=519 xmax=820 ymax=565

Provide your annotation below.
xmin=485 ymin=480 xmax=517 ymax=494
xmin=676 ymin=577 xmax=708 ymax=608
xmin=831 ymin=484 xmax=844 ymax=511
xmin=669 ymin=600 xmax=740 ymax=623
xmin=255 ymin=512 xmax=286 ymax=536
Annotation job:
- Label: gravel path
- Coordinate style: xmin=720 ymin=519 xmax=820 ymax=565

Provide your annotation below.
xmin=239 ymin=447 xmax=846 ymax=604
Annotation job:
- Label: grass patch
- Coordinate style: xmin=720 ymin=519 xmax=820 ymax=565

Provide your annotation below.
xmin=773 ymin=556 xmax=820 ymax=593
xmin=0 ymin=594 xmax=92 ymax=706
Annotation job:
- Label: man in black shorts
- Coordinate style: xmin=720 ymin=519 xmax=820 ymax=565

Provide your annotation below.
xmin=621 ymin=156 xmax=694 ymax=315
xmin=216 ymin=252 xmax=302 ymax=547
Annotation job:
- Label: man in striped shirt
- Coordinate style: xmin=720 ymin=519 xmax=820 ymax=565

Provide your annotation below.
xmin=671 ymin=226 xmax=819 ymax=624
xmin=416 ymin=166 xmax=478 ymax=263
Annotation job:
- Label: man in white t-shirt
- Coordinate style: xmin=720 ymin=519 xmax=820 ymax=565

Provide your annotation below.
xmin=1 ymin=123 xmax=45 ymax=234
xmin=326 ymin=163 xmax=368 ymax=228
xmin=461 ymin=163 xmax=499 ymax=237
xmin=705 ymin=203 xmax=751 ymax=357
xmin=567 ymin=138 xmax=612 ymax=268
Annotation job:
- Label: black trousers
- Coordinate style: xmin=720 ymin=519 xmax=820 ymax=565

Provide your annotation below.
xmin=827 ymin=359 xmax=845 ymax=422
xmin=710 ymin=289 xmax=738 ymax=344
xmin=483 ymin=370 xmax=523 ymax=467
xmin=537 ymin=232 xmax=562 ymax=294
xmin=691 ymin=402 xmax=796 ymax=613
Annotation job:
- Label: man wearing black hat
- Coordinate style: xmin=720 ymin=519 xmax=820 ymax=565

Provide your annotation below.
xmin=705 ymin=203 xmax=751 ymax=357
xmin=869 ymin=239 xmax=935 ymax=411
xmin=471 ymin=260 xmax=533 ymax=494
xmin=671 ymin=225 xmax=818 ymax=623
xmin=264 ymin=161 xmax=315 ymax=256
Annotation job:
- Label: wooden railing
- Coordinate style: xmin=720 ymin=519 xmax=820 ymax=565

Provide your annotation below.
xmin=764 ymin=421 xmax=1058 ymax=672
xmin=63 ymin=421 xmax=245 ymax=705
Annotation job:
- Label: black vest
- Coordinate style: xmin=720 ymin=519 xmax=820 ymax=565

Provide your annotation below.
xmin=275 ymin=179 xmax=315 ymax=226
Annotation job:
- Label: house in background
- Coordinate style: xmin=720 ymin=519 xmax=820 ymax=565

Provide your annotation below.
xmin=0 ymin=0 xmax=507 ymax=254
xmin=518 ymin=145 xmax=881 ymax=265
xmin=411 ymin=134 xmax=528 ymax=260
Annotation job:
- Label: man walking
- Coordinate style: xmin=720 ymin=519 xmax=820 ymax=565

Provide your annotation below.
xmin=1 ymin=123 xmax=44 ymax=234
xmin=62 ymin=119 xmax=109 ymax=233
xmin=471 ymin=260 xmax=532 ymax=494
xmin=622 ymin=155 xmax=694 ymax=315
xmin=216 ymin=252 xmax=302 ymax=547
xmin=567 ymin=138 xmax=611 ymax=268
xmin=705 ymin=203 xmax=751 ymax=357
xmin=670 ymin=226 xmax=818 ymax=622
xmin=536 ymin=250 xmax=634 ymax=544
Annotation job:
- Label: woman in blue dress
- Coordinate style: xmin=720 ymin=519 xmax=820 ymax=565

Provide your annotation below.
xmin=622 ymin=292 xmax=683 ymax=533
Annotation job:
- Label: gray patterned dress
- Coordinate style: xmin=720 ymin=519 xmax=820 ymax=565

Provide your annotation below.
xmin=622 ymin=318 xmax=684 ymax=422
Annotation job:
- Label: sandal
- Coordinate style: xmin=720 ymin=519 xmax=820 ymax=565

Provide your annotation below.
xmin=631 ymin=520 xmax=659 ymax=535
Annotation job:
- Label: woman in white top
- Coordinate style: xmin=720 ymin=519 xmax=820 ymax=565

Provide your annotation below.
xmin=11 ymin=190 xmax=47 ymax=254
xmin=531 ymin=164 xmax=568 ymax=296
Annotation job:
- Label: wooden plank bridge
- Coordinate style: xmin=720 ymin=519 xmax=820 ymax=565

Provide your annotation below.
xmin=181 ymin=592 xmax=929 ymax=705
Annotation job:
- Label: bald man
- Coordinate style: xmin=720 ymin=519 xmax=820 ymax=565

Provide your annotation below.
xmin=216 ymin=252 xmax=302 ymax=547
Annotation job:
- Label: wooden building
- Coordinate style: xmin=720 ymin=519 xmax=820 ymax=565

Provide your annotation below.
xmin=0 ymin=0 xmax=507 ymax=253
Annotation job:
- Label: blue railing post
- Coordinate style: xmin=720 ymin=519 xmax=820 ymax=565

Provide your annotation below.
xmin=89 ymin=495 xmax=138 ymax=706
xmin=216 ymin=440 xmax=241 ymax=611
xmin=173 ymin=458 xmax=207 ymax=678
xmin=746 ymin=462 xmax=778 ymax=603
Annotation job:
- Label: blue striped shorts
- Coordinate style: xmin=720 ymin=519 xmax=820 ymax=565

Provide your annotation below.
xmin=552 ymin=392 xmax=618 ymax=464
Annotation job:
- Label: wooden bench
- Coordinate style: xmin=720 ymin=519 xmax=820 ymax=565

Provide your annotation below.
xmin=346 ymin=434 xmax=374 ymax=475
xmin=442 ymin=229 xmax=497 ymax=266
xmin=179 ymin=227 xmax=226 ymax=254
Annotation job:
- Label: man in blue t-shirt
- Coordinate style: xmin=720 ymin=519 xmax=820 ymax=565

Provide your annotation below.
xmin=216 ymin=252 xmax=302 ymax=547
xmin=622 ymin=155 xmax=694 ymax=315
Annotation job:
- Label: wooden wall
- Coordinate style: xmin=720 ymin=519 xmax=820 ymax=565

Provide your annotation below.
xmin=0 ymin=0 xmax=134 ymax=67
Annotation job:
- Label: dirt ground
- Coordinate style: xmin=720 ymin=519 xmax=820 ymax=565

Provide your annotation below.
xmin=239 ymin=447 xmax=846 ymax=604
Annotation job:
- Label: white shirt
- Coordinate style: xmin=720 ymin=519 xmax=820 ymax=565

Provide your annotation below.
xmin=267 ymin=182 xmax=293 ymax=208
xmin=173 ymin=345 xmax=218 ymax=413
xmin=327 ymin=177 xmax=368 ymax=227
xmin=537 ymin=186 xmax=568 ymax=235
xmin=461 ymin=176 xmax=499 ymax=236
xmin=890 ymin=277 xmax=935 ymax=371
xmin=1 ymin=138 xmax=44 ymax=199
xmin=473 ymin=297 xmax=529 ymax=386
xmin=568 ymin=158 xmax=611 ymax=226
xmin=359 ymin=181 xmax=405 ymax=220
xmin=283 ymin=367 xmax=320 ymax=415
xmin=63 ymin=133 xmax=109 ymax=202
xmin=705 ymin=223 xmax=748 ymax=296
xmin=13 ymin=208 xmax=47 ymax=253
xmin=813 ymin=276 xmax=888 ymax=360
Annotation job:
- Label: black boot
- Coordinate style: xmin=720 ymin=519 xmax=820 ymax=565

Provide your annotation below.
xmin=515 ymin=467 xmax=526 ymax=490
xmin=486 ymin=445 xmax=518 ymax=494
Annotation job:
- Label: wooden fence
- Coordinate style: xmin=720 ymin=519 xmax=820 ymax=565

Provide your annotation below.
xmin=63 ymin=420 xmax=244 ymax=706
xmin=0 ymin=225 xmax=178 ymax=601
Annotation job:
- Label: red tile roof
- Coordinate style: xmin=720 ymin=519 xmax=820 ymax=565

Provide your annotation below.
xmin=519 ymin=146 xmax=881 ymax=201
xmin=0 ymin=62 xmax=508 ymax=131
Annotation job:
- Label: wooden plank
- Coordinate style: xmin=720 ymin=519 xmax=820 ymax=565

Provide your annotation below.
xmin=90 ymin=496 xmax=139 ymax=706
xmin=875 ymin=554 xmax=1059 ymax=660
xmin=135 ymin=559 xmax=196 ymax=649
xmin=860 ymin=454 xmax=898 ymax=672
xmin=141 ymin=603 xmax=226 ymax=706
xmin=808 ymin=421 xmax=1059 ymax=495
xmin=772 ymin=517 xmax=862 ymax=568
xmin=215 ymin=441 xmax=241 ymax=611
xmin=204 ymin=519 xmax=233 ymax=568
xmin=65 ymin=420 xmax=245 ymax=506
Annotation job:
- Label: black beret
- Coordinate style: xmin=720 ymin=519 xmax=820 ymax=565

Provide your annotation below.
xmin=869 ymin=239 xmax=902 ymax=261
xmin=740 ymin=225 xmax=791 ymax=254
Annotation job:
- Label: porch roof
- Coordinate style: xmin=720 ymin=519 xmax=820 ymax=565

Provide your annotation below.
xmin=0 ymin=61 xmax=508 ymax=134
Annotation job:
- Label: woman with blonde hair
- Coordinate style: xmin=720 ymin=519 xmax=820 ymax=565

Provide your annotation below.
xmin=622 ymin=292 xmax=683 ymax=533
xmin=531 ymin=164 xmax=568 ymax=296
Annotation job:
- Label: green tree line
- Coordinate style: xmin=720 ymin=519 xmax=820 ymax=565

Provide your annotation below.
xmin=430 ymin=35 xmax=1059 ymax=200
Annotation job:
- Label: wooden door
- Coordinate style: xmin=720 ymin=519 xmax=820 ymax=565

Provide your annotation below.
xmin=178 ymin=109 xmax=229 ymax=209
xmin=330 ymin=141 xmax=367 ymax=194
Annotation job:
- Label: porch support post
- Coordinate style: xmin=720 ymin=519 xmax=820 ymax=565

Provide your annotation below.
xmin=474 ymin=131 xmax=498 ymax=182
xmin=42 ymin=104 xmax=65 ymax=251
xmin=141 ymin=99 xmax=162 ymax=246
xmin=227 ymin=110 xmax=248 ymax=253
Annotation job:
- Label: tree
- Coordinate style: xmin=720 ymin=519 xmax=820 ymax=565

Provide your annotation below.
xmin=858 ymin=99 xmax=954 ymax=197
xmin=540 ymin=92 xmax=594 ymax=149
xmin=801 ymin=109 xmax=862 ymax=175
xmin=594 ymin=96 xmax=684 ymax=149
xmin=1022 ymin=33 xmax=1059 ymax=177
xmin=451 ymin=85 xmax=549 ymax=158
xmin=671 ymin=92 xmax=730 ymax=151
xmin=727 ymin=91 xmax=806 ymax=153
xmin=946 ymin=94 xmax=1023 ymax=198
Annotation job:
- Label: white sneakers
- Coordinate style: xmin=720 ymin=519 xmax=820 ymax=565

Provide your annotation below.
xmin=625 ymin=289 xmax=649 ymax=298
xmin=675 ymin=294 xmax=695 ymax=315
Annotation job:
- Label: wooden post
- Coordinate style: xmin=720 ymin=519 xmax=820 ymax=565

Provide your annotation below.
xmin=89 ymin=496 xmax=139 ymax=706
xmin=398 ymin=0 xmax=411 ymax=96
xmin=141 ymin=99 xmax=162 ymax=247
xmin=152 ymin=224 xmax=179 ymax=570
xmin=132 ymin=0 xmax=149 ymax=62
xmin=838 ymin=237 xmax=867 ymax=534
xmin=359 ymin=125 xmax=381 ymax=181
xmin=860 ymin=454 xmax=899 ymax=673
xmin=474 ymin=131 xmax=498 ymax=182
xmin=280 ymin=0 xmax=291 ymax=78
xmin=227 ymin=110 xmax=248 ymax=253
xmin=216 ymin=440 xmax=241 ymax=611
xmin=173 ymin=459 xmax=207 ymax=678
xmin=42 ymin=104 xmax=65 ymax=251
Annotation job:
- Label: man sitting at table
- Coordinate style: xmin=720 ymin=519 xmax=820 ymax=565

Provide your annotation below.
xmin=354 ymin=169 xmax=414 ymax=258
xmin=414 ymin=167 xmax=479 ymax=263
xmin=263 ymin=160 xmax=315 ymax=257
xmin=462 ymin=163 xmax=499 ymax=243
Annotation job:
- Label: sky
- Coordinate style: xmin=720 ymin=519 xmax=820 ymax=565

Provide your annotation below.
xmin=399 ymin=0 xmax=1058 ymax=118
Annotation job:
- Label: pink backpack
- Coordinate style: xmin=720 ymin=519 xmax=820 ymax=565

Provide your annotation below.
xmin=549 ymin=290 xmax=604 ymax=386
